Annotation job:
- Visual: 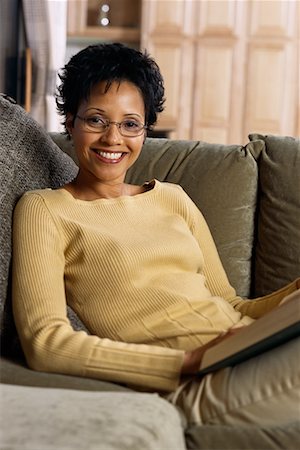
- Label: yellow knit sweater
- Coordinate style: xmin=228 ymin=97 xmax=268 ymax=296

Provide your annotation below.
xmin=12 ymin=180 xmax=297 ymax=392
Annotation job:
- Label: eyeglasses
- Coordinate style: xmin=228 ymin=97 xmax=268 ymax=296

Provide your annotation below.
xmin=76 ymin=114 xmax=147 ymax=137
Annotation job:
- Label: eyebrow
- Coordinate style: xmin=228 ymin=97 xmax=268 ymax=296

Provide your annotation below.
xmin=84 ymin=108 xmax=143 ymax=119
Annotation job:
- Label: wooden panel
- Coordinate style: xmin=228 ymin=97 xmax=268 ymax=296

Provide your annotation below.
xmin=25 ymin=48 xmax=32 ymax=112
xmin=244 ymin=0 xmax=299 ymax=139
xmin=144 ymin=0 xmax=185 ymax=35
xmin=67 ymin=0 xmax=88 ymax=33
xmin=250 ymin=0 xmax=295 ymax=38
xmin=197 ymin=127 xmax=227 ymax=144
xmin=298 ymin=2 xmax=300 ymax=136
xmin=192 ymin=43 xmax=234 ymax=142
xmin=197 ymin=0 xmax=238 ymax=36
xmin=175 ymin=40 xmax=195 ymax=139
xmin=147 ymin=41 xmax=182 ymax=130
xmin=192 ymin=0 xmax=246 ymax=143
xmin=244 ymin=43 xmax=296 ymax=135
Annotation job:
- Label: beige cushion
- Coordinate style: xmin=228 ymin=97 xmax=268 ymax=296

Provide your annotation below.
xmin=249 ymin=134 xmax=300 ymax=297
xmin=126 ymin=138 xmax=264 ymax=298
xmin=2 ymin=384 xmax=186 ymax=450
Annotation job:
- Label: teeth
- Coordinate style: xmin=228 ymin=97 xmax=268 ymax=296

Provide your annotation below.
xmin=97 ymin=150 xmax=123 ymax=160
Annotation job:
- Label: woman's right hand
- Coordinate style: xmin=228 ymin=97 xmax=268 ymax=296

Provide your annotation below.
xmin=181 ymin=327 xmax=244 ymax=375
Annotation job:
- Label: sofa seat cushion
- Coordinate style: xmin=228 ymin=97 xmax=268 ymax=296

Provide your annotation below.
xmin=126 ymin=138 xmax=263 ymax=298
xmin=185 ymin=422 xmax=300 ymax=450
xmin=1 ymin=384 xmax=186 ymax=450
xmin=249 ymin=134 xmax=300 ymax=296
xmin=0 ymin=357 xmax=131 ymax=392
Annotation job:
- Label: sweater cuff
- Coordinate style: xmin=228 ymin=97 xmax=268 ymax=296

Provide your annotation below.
xmin=85 ymin=339 xmax=185 ymax=392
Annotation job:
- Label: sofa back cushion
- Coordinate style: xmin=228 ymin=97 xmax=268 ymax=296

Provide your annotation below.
xmin=0 ymin=95 xmax=78 ymax=355
xmin=126 ymin=138 xmax=263 ymax=298
xmin=249 ymin=134 xmax=300 ymax=297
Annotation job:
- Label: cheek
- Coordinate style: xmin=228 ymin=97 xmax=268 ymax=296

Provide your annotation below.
xmin=72 ymin=131 xmax=94 ymax=149
xmin=132 ymin=138 xmax=144 ymax=157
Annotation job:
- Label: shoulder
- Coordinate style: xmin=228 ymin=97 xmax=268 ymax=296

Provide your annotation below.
xmin=155 ymin=180 xmax=187 ymax=198
xmin=17 ymin=188 xmax=65 ymax=204
xmin=156 ymin=180 xmax=195 ymax=207
xmin=14 ymin=188 xmax=66 ymax=217
xmin=156 ymin=180 xmax=206 ymax=226
xmin=154 ymin=180 xmax=200 ymax=218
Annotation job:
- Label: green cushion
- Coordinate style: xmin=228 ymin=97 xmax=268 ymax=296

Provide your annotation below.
xmin=249 ymin=134 xmax=300 ymax=297
xmin=126 ymin=138 xmax=264 ymax=298
xmin=186 ymin=422 xmax=300 ymax=449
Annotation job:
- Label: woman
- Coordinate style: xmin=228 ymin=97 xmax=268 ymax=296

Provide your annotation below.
xmin=12 ymin=43 xmax=300 ymax=426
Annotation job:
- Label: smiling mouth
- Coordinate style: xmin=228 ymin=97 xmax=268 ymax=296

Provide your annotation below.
xmin=92 ymin=149 xmax=125 ymax=162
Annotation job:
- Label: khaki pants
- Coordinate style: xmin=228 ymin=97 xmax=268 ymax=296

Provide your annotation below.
xmin=166 ymin=337 xmax=300 ymax=426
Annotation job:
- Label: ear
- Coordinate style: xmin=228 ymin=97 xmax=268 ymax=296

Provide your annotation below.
xmin=66 ymin=113 xmax=74 ymax=137
xmin=143 ymin=129 xmax=147 ymax=144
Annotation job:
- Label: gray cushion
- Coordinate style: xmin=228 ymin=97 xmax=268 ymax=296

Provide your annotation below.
xmin=126 ymin=138 xmax=264 ymax=298
xmin=0 ymin=95 xmax=78 ymax=356
xmin=249 ymin=134 xmax=300 ymax=297
xmin=1 ymin=384 xmax=186 ymax=450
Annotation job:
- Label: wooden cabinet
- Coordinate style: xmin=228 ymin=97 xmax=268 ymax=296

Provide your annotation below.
xmin=143 ymin=0 xmax=299 ymax=143
xmin=67 ymin=0 xmax=141 ymax=45
xmin=67 ymin=0 xmax=299 ymax=143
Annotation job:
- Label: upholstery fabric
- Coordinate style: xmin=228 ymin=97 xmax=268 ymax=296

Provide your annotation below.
xmin=0 ymin=95 xmax=79 ymax=356
xmin=1 ymin=384 xmax=186 ymax=450
xmin=249 ymin=134 xmax=300 ymax=297
xmin=0 ymin=357 xmax=131 ymax=392
xmin=185 ymin=422 xmax=300 ymax=450
xmin=126 ymin=138 xmax=264 ymax=298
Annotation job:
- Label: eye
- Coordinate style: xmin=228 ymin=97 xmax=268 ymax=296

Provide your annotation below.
xmin=122 ymin=119 xmax=143 ymax=130
xmin=86 ymin=116 xmax=107 ymax=127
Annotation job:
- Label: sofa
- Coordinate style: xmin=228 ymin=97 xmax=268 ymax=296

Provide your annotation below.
xmin=1 ymin=93 xmax=300 ymax=449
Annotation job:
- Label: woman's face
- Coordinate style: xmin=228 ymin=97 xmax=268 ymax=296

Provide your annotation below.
xmin=67 ymin=80 xmax=146 ymax=187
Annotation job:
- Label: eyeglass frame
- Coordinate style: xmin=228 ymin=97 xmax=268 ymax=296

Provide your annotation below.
xmin=75 ymin=114 xmax=148 ymax=137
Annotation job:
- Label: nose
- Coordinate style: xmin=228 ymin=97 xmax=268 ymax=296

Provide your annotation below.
xmin=99 ymin=122 xmax=123 ymax=145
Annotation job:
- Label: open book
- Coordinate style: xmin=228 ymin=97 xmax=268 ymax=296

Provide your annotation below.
xmin=198 ymin=289 xmax=300 ymax=375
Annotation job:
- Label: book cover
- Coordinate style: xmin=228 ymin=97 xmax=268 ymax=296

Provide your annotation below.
xmin=198 ymin=290 xmax=300 ymax=375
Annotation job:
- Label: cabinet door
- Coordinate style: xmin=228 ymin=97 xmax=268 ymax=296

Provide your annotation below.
xmin=142 ymin=0 xmax=299 ymax=142
xmin=243 ymin=0 xmax=299 ymax=138
xmin=191 ymin=0 xmax=245 ymax=143
xmin=141 ymin=0 xmax=194 ymax=137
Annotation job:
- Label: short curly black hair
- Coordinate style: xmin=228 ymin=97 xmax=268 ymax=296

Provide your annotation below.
xmin=56 ymin=43 xmax=165 ymax=133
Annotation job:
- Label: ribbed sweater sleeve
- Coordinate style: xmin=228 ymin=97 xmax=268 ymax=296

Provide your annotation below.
xmin=12 ymin=193 xmax=184 ymax=392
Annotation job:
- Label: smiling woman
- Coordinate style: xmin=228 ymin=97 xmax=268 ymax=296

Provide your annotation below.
xmin=64 ymin=80 xmax=147 ymax=199
xmin=53 ymin=43 xmax=165 ymax=200
xmin=12 ymin=43 xmax=300 ymax=429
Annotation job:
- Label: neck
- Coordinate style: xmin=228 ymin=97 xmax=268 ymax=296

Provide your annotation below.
xmin=67 ymin=177 xmax=130 ymax=200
